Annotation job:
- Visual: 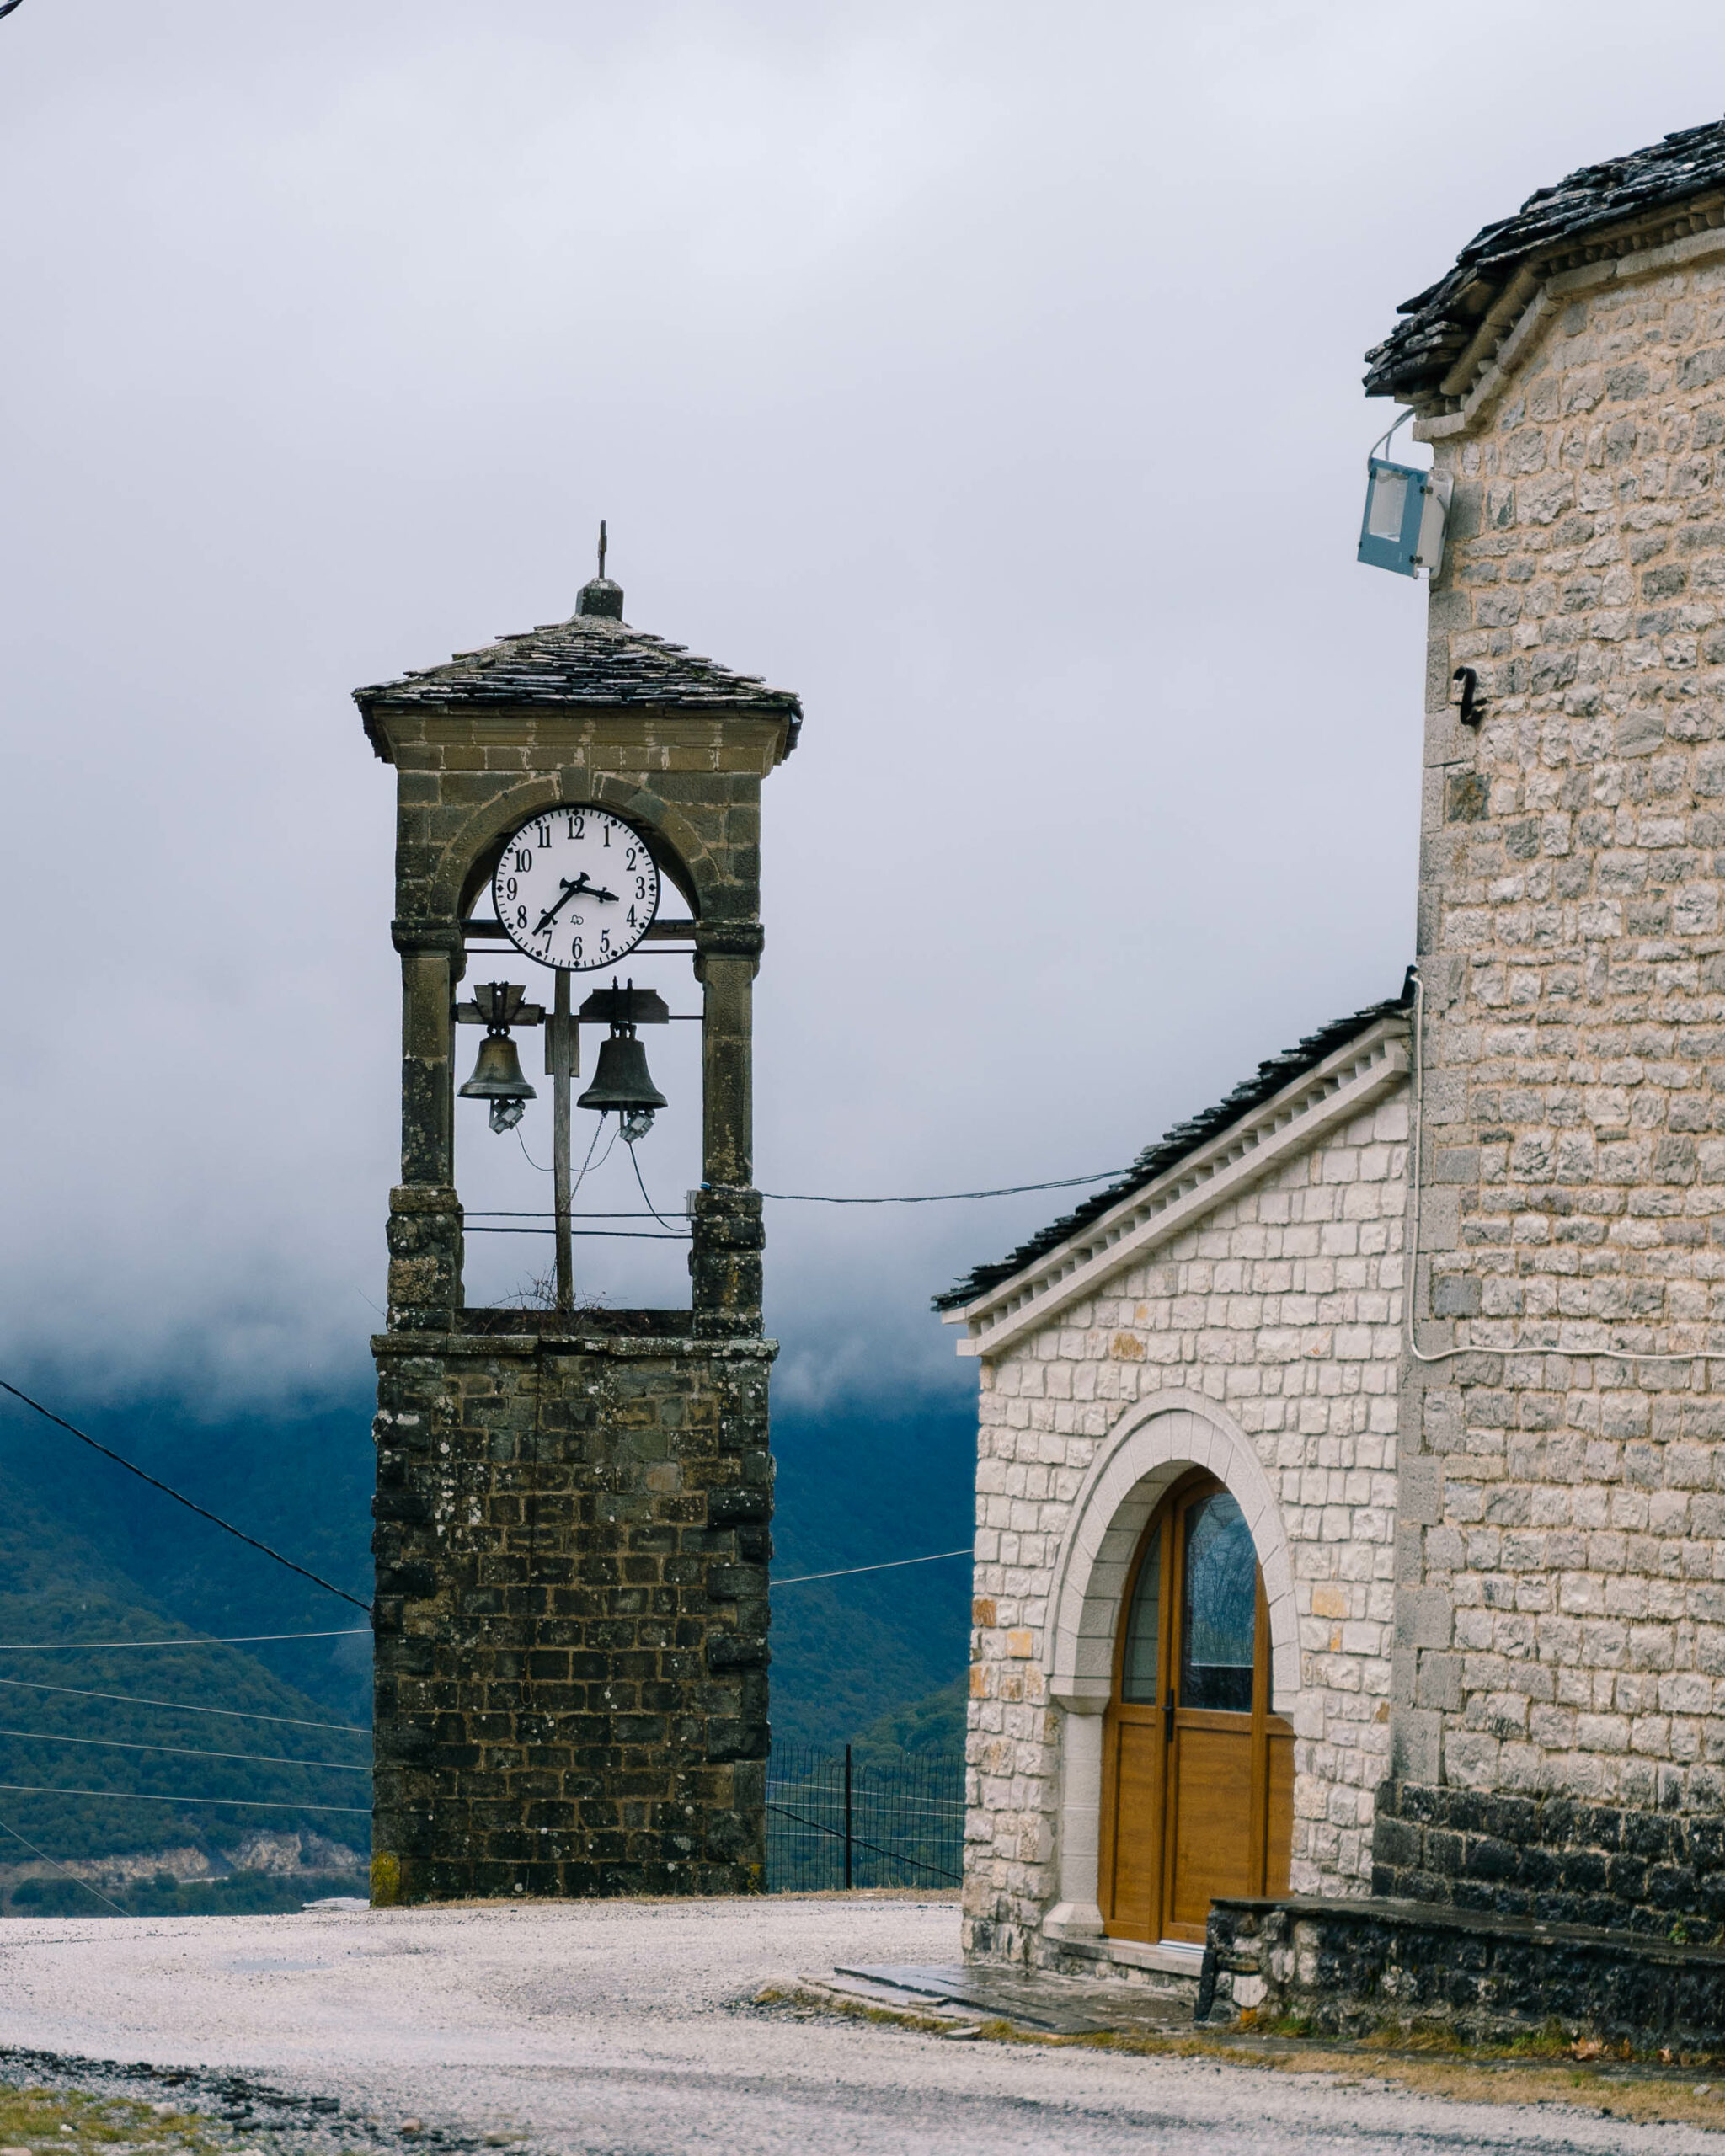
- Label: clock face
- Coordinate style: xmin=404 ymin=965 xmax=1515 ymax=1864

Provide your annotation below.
xmin=490 ymin=807 xmax=661 ymax=970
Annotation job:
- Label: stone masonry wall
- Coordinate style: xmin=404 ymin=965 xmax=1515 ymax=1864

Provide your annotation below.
xmin=965 ymin=1090 xmax=1407 ymax=1963
xmin=1400 ymin=238 xmax=1725 ymax=1878
xmin=371 ymin=1323 xmax=772 ymax=1903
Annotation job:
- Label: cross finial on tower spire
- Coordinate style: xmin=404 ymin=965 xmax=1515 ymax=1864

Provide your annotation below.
xmin=576 ymin=520 xmax=624 ymax=620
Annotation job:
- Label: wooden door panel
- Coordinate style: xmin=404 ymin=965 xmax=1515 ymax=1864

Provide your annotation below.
xmin=1266 ymin=1730 xmax=1294 ymax=1897
xmin=1101 ymin=1475 xmax=1297 ymax=1949
xmin=1167 ymin=1722 xmax=1253 ymax=1936
xmin=1108 ymin=1720 xmax=1162 ymax=1936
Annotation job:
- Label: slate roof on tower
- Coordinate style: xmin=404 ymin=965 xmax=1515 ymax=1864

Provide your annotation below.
xmin=355 ymin=576 xmax=803 ymax=756
xmin=1365 ymin=116 xmax=1725 ymax=404
xmin=932 ymin=974 xmax=1416 ymax=1313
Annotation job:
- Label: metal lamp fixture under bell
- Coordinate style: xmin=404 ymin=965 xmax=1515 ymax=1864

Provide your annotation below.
xmin=460 ymin=1032 xmax=537 ymax=1134
xmin=578 ymin=1025 xmax=666 ymax=1141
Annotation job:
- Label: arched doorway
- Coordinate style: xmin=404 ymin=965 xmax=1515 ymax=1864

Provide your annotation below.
xmin=1098 ymin=1470 xmax=1292 ymax=1944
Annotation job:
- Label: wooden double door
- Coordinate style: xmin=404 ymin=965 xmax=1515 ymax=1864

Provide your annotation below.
xmin=1099 ymin=1471 xmax=1292 ymax=1944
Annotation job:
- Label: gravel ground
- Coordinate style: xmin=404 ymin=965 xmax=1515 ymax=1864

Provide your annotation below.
xmin=0 ymin=1896 xmax=1717 ymax=2156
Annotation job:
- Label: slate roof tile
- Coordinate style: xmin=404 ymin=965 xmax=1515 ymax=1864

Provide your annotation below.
xmin=1365 ymin=117 xmax=1725 ymax=403
xmin=932 ymin=974 xmax=1414 ymax=1314
xmin=355 ymin=605 xmax=803 ymax=744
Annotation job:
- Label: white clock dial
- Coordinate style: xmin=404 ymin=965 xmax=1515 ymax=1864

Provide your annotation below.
xmin=490 ymin=807 xmax=661 ymax=971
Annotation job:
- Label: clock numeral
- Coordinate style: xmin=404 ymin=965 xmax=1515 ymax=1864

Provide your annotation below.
xmin=515 ymin=905 xmax=529 ymax=929
xmin=601 ymin=824 xmax=611 ymax=847
xmin=503 ymin=877 xmax=518 ymax=901
xmin=625 ymin=846 xmax=638 ymax=868
xmin=634 ymin=877 xmax=647 ymax=899
xmin=514 ymin=848 xmax=532 ymax=873
xmin=566 ymin=813 xmax=585 ymax=840
xmin=599 ymin=930 xmax=611 ymax=954
xmin=535 ymin=822 xmax=552 ymax=848
xmin=571 ymin=935 xmax=583 ymax=962
xmin=627 ymin=905 xmax=638 ymax=927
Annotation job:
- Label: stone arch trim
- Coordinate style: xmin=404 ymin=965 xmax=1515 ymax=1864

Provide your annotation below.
xmin=427 ymin=772 xmax=723 ymax=924
xmin=1046 ymin=1390 xmax=1297 ymax=1715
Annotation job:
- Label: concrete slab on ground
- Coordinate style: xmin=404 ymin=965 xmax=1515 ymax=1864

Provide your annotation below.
xmin=829 ymin=1962 xmax=1199 ymax=2034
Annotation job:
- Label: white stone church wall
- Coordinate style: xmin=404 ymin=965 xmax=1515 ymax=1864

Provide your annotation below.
xmin=964 ymin=1087 xmax=1408 ymax=1966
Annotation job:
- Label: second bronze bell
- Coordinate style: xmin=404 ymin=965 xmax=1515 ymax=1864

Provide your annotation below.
xmin=577 ymin=1033 xmax=667 ymax=1116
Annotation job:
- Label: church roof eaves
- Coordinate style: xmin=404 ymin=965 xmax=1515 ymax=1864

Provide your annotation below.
xmin=1365 ymin=117 xmax=1725 ymax=405
xmin=932 ymin=975 xmax=1416 ymax=1319
xmin=355 ymin=610 xmax=803 ymax=754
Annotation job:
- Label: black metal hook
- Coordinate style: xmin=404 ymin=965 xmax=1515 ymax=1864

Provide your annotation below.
xmin=1451 ymin=665 xmax=1487 ymax=728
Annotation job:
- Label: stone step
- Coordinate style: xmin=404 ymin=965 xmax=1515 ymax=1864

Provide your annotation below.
xmin=828 ymin=1961 xmax=1205 ymax=2036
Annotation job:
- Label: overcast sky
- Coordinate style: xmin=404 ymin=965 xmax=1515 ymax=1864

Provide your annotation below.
xmin=2 ymin=1 xmax=1720 ymax=1418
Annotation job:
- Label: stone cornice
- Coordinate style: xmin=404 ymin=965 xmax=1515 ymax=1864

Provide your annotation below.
xmin=373 ymin=1330 xmax=778 ymax=1360
xmin=943 ymin=1018 xmax=1409 ymax=1360
xmin=1417 ymin=212 xmax=1725 ymax=444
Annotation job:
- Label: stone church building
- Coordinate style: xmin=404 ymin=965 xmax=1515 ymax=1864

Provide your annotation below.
xmin=943 ymin=116 xmax=1725 ymax=1982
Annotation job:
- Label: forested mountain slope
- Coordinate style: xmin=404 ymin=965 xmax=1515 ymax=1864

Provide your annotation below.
xmin=0 ymin=1375 xmax=975 ymax=1851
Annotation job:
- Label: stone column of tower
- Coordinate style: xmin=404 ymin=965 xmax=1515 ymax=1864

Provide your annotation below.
xmin=355 ymin=565 xmax=801 ymax=1903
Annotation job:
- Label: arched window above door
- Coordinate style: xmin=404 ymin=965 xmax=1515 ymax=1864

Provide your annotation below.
xmin=1180 ymin=1491 xmax=1257 ymax=1715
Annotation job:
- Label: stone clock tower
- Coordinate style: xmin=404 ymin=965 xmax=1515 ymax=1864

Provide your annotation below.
xmin=355 ymin=563 xmax=800 ymax=1904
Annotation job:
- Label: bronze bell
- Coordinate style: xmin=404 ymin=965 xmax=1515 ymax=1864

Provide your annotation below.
xmin=578 ymin=1030 xmax=667 ymax=1115
xmin=460 ymin=1033 xmax=536 ymax=1133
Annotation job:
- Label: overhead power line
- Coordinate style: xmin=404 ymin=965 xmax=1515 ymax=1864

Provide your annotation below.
xmin=773 ymin=1548 xmax=971 ymax=1586
xmin=0 ymin=1630 xmax=371 ymax=1653
xmin=467 ymin=1167 xmax=1135 ymax=1222
xmin=756 ymin=1170 xmax=1131 ymax=1204
xmin=0 ymin=1675 xmax=368 ymax=1735
xmin=0 ymin=1781 xmax=369 ymax=1815
xmin=463 ymin=1226 xmax=687 ymax=1240
xmin=0 ymin=1816 xmax=129 ymax=1919
xmin=0 ymin=1724 xmax=367 ymax=1772
xmin=0 ymin=1381 xmax=371 ymax=1613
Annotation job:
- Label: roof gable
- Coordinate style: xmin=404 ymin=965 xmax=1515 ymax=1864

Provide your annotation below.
xmin=934 ymin=979 xmax=1413 ymax=1353
xmin=1366 ymin=117 xmax=1725 ymax=405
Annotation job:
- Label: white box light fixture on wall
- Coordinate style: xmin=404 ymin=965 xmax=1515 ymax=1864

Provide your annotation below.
xmin=1357 ymin=412 xmax=1450 ymax=579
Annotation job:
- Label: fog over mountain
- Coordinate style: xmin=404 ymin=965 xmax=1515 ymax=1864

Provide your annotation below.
xmin=1 ymin=2 xmax=1713 ymax=1428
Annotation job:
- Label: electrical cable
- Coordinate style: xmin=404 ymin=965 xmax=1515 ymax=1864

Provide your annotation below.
xmin=624 ymin=1139 xmax=683 ymax=1232
xmin=464 ymin=1226 xmax=689 ymax=1240
xmin=0 ymin=1675 xmax=368 ymax=1734
xmin=0 ymin=1782 xmax=369 ymax=1816
xmin=467 ymin=1168 xmax=1139 ymax=1217
xmin=0 ymin=1630 xmax=370 ymax=1653
xmin=0 ymin=1816 xmax=130 ymax=1918
xmin=0 ymin=1724 xmax=366 ymax=1771
xmin=755 ymin=1169 xmax=1135 ymax=1203
xmin=772 ymin=1549 xmax=971 ymax=1586
xmin=1405 ymin=967 xmax=1711 ymax=1369
xmin=0 ymin=1382 xmax=371 ymax=1612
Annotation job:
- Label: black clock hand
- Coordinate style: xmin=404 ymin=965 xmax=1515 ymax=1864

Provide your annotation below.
xmin=533 ymin=874 xmax=593 ymax=935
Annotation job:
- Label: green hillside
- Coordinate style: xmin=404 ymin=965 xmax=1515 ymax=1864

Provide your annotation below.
xmin=0 ymin=1375 xmax=975 ymax=1860
xmin=766 ymin=1394 xmax=974 ymax=1754
xmin=0 ymin=1470 xmax=369 ymax=1868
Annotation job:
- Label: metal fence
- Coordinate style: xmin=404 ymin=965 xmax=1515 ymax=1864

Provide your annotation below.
xmin=765 ymin=1741 xmax=965 ymax=1892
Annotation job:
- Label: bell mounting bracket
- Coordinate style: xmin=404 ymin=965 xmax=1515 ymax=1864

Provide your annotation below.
xmin=456 ymin=981 xmax=546 ymax=1032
